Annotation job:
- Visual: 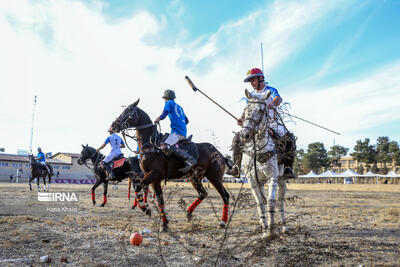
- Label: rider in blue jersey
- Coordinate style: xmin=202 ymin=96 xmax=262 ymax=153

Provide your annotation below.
xmin=36 ymin=147 xmax=51 ymax=173
xmin=97 ymin=127 xmax=126 ymax=180
xmin=154 ymin=89 xmax=196 ymax=172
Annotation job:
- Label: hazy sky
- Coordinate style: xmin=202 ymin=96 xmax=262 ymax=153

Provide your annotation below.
xmin=1 ymin=0 xmax=400 ymax=156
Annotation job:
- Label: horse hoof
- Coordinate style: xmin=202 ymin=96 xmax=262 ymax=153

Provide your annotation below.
xmin=281 ymin=226 xmax=288 ymax=234
xmin=145 ymin=208 xmax=152 ymax=218
xmin=131 ymin=205 xmax=136 ymax=210
xmin=100 ymin=203 xmax=105 ymax=207
xmin=185 ymin=211 xmax=193 ymax=221
xmin=219 ymin=221 xmax=226 ymax=229
xmin=262 ymin=231 xmax=276 ymax=241
xmin=92 ymin=201 xmax=96 ymax=206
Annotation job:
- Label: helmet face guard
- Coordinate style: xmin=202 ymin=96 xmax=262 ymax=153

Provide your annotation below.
xmin=162 ymin=90 xmax=176 ymax=100
xmin=244 ymin=68 xmax=264 ymax=83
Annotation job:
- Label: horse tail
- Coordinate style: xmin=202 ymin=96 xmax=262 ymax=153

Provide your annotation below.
xmin=224 ymin=157 xmax=233 ymax=170
xmin=48 ymin=165 xmax=54 ymax=176
xmin=203 ymin=143 xmax=230 ymax=169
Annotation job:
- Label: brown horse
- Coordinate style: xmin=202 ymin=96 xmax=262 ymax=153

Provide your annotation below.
xmin=110 ymin=99 xmax=230 ymax=232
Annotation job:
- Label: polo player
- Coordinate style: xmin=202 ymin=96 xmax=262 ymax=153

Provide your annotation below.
xmin=154 ymin=89 xmax=197 ymax=172
xmin=227 ymin=68 xmax=296 ymax=179
xmin=96 ymin=128 xmax=126 ymax=180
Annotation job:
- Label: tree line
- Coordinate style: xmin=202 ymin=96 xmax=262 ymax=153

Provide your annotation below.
xmin=294 ymin=136 xmax=400 ymax=175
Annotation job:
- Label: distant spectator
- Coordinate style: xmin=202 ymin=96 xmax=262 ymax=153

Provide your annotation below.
xmin=9 ymin=174 xmax=13 ymax=183
xmin=56 ymin=171 xmax=59 ymax=177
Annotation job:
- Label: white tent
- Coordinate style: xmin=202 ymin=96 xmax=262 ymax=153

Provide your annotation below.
xmin=362 ymin=171 xmax=378 ymax=177
xmin=298 ymin=170 xmax=318 ymax=178
xmin=337 ymin=169 xmax=361 ymax=177
xmin=384 ymin=171 xmax=400 ymax=178
xmin=319 ymin=170 xmax=338 ymax=178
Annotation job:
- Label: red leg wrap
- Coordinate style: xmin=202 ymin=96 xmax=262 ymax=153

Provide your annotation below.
xmin=187 ymin=198 xmax=203 ymax=213
xmin=91 ymin=192 xmax=95 ymax=201
xmin=103 ymin=194 xmax=107 ymax=204
xmin=222 ymin=204 xmax=229 ymax=223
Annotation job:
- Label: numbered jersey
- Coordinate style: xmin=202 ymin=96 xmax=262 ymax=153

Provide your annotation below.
xmin=105 ymin=134 xmax=125 ymax=154
xmin=163 ymin=100 xmax=188 ymax=137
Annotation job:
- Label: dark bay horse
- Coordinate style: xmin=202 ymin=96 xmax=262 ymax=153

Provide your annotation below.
xmin=77 ymin=145 xmax=150 ymax=215
xmin=28 ymin=155 xmax=52 ymax=192
xmin=110 ymin=99 xmax=230 ymax=232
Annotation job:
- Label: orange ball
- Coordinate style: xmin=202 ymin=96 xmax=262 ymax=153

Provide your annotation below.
xmin=130 ymin=233 xmax=143 ymax=246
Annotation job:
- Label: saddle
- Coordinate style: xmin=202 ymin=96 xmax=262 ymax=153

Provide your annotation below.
xmin=110 ymin=154 xmax=125 ymax=169
xmin=161 ymin=133 xmax=199 ymax=178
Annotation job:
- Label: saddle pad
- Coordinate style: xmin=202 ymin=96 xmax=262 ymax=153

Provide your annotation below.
xmin=113 ymin=158 xmax=126 ymax=169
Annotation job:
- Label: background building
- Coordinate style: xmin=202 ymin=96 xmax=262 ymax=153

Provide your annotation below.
xmin=0 ymin=152 xmax=94 ymax=182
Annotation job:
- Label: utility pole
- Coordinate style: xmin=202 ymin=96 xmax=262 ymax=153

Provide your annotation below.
xmin=260 ymin=42 xmax=264 ymax=72
xmin=29 ymin=96 xmax=37 ymax=154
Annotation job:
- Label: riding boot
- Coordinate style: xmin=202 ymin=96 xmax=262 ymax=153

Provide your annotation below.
xmin=226 ymin=132 xmax=242 ymax=177
xmin=103 ymin=162 xmax=116 ymax=181
xmin=169 ymin=146 xmax=197 ymax=173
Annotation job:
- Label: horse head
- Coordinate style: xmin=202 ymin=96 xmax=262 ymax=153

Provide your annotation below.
xmin=110 ymin=99 xmax=141 ymax=133
xmin=28 ymin=154 xmax=36 ymax=165
xmin=78 ymin=144 xmax=96 ymax=165
xmin=240 ymin=89 xmax=271 ymax=143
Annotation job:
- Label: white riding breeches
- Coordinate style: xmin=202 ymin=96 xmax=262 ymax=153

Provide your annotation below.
xmin=163 ymin=133 xmax=185 ymax=147
xmin=103 ymin=150 xmax=121 ymax=164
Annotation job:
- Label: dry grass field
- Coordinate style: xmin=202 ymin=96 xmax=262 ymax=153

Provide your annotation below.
xmin=0 ymin=182 xmax=399 ymax=266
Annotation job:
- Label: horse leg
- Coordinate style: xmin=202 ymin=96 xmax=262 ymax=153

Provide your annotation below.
xmin=152 ymin=182 xmax=169 ymax=232
xmin=28 ymin=176 xmax=34 ymax=192
xmin=128 ymin=177 xmax=131 ymax=200
xmin=91 ymin=179 xmax=102 ymax=206
xmin=100 ymin=182 xmax=108 ymax=207
xmin=249 ymin=173 xmax=268 ymax=232
xmin=186 ymin=175 xmax=208 ymax=221
xmin=36 ymin=177 xmax=40 ymax=192
xmin=277 ymin=176 xmax=287 ymax=233
xmin=265 ymin=175 xmax=278 ymax=239
xmin=142 ymin=187 xmax=151 ymax=217
xmin=207 ymin=171 xmax=230 ymax=228
xmin=47 ymin=174 xmax=51 ymax=192
xmin=42 ymin=176 xmax=47 ymax=192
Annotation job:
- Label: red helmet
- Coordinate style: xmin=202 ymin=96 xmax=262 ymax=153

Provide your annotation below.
xmin=244 ymin=68 xmax=264 ymax=82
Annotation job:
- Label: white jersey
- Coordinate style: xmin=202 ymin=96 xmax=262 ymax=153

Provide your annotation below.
xmin=251 ymin=85 xmax=287 ymax=137
xmin=105 ymin=134 xmax=124 ymax=154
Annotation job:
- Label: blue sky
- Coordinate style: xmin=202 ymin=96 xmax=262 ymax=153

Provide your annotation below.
xmin=0 ymin=0 xmax=400 ymax=156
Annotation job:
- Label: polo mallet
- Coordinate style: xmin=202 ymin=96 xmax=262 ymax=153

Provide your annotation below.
xmin=185 ymin=76 xmax=240 ymax=122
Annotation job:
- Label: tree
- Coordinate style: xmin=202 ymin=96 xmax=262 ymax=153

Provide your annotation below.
xmin=303 ymin=142 xmax=329 ymax=173
xmin=350 ymin=138 xmax=377 ymax=168
xmin=393 ymin=150 xmax=400 ymax=166
xmin=294 ymin=149 xmax=305 ymax=175
xmin=388 ymin=141 xmax=399 ymax=164
xmin=328 ymin=145 xmax=349 ymax=171
xmin=376 ymin=136 xmax=391 ymax=173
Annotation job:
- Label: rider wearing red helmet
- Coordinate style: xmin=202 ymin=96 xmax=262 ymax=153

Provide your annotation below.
xmin=226 ymin=68 xmax=296 ymax=179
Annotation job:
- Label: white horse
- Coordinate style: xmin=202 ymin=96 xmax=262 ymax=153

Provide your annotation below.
xmin=239 ymin=90 xmax=288 ymax=240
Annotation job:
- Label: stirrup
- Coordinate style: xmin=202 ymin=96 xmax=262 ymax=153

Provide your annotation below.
xmin=179 ymin=161 xmax=194 ymax=173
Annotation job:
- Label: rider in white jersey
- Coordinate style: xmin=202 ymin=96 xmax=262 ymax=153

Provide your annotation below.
xmin=227 ymin=68 xmax=296 ymax=179
xmin=97 ymin=127 xmax=126 ymax=180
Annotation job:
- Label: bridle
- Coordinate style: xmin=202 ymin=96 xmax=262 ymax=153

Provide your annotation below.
xmin=79 ymin=148 xmax=103 ymax=170
xmin=242 ymin=100 xmax=268 ymax=135
xmin=113 ymin=106 xmax=160 ymax=155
